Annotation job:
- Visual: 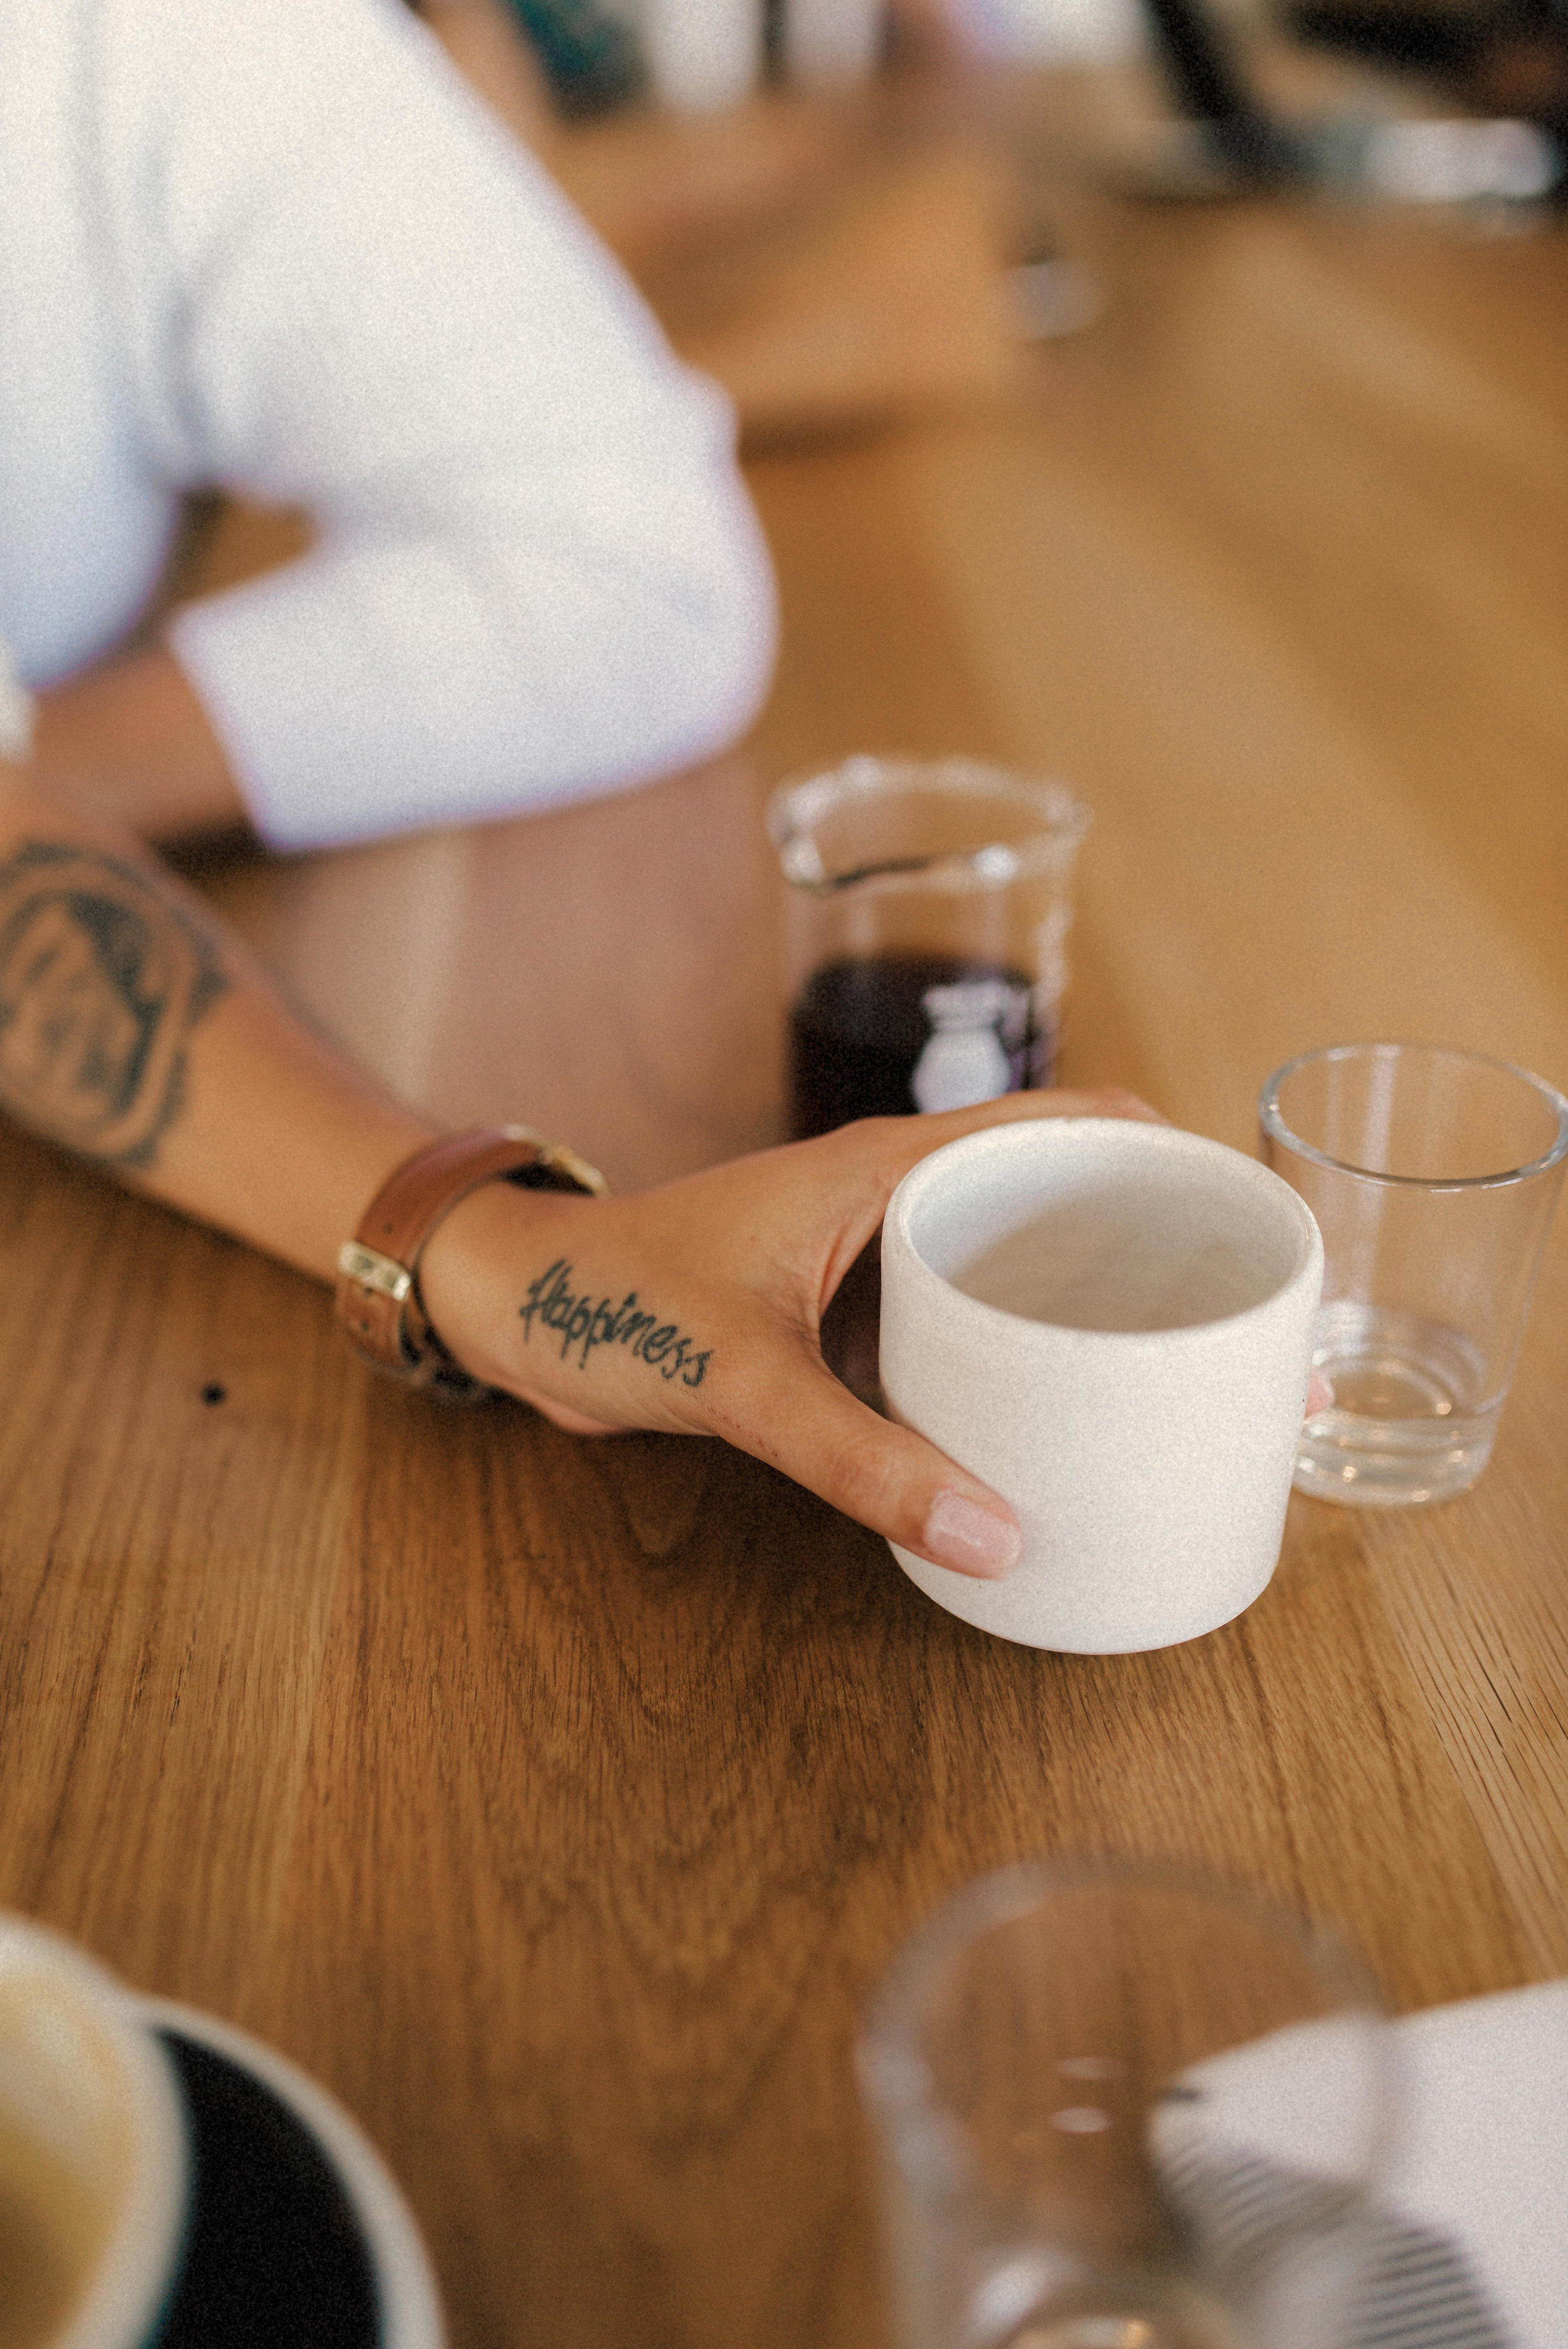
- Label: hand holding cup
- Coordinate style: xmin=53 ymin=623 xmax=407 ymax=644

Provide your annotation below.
xmin=418 ymin=1089 xmax=1163 ymax=1581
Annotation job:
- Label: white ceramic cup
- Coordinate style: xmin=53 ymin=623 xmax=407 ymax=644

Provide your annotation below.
xmin=880 ymin=1118 xmax=1323 ymax=1652
xmin=0 ymin=1917 xmax=187 ymax=2349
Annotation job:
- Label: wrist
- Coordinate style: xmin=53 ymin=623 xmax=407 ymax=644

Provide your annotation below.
xmin=31 ymin=647 xmax=246 ymax=839
xmin=417 ymin=1177 xmax=601 ymax=1394
xmin=335 ymin=1125 xmax=608 ymax=1396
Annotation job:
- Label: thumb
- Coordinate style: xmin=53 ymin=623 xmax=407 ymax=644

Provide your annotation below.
xmin=714 ymin=1338 xmax=1021 ymax=1581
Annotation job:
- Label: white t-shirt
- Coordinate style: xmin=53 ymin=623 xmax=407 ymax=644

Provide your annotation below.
xmin=0 ymin=0 xmax=776 ymax=847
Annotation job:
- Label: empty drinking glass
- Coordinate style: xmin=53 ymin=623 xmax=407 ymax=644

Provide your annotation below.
xmin=1259 ymin=1042 xmax=1568 ymax=1506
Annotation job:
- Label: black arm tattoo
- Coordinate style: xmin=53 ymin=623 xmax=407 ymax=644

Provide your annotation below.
xmin=0 ymin=842 xmax=230 ymax=1169
xmin=520 ymin=1261 xmax=712 ymax=1388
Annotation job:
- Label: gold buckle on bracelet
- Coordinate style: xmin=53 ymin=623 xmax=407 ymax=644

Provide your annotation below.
xmin=336 ymin=1241 xmax=414 ymax=1302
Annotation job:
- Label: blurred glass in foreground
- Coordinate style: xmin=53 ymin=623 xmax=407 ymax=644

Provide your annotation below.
xmin=859 ymin=1860 xmax=1392 ymax=2349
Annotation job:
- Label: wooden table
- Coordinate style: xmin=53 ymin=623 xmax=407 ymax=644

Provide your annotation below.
xmin=3 ymin=159 xmax=1567 ymax=2349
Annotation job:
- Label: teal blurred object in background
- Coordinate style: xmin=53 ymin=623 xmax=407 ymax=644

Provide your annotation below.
xmin=506 ymin=0 xmax=645 ymax=112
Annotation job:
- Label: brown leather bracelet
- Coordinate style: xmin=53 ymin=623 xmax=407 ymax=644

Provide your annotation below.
xmin=336 ymin=1125 xmax=608 ymax=1398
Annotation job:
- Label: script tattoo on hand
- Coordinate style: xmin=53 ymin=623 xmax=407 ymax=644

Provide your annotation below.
xmin=520 ymin=1261 xmax=711 ymax=1387
xmin=0 ymin=841 xmax=230 ymax=1167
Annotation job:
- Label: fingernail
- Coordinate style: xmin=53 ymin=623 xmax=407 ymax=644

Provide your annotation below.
xmin=923 ymin=1491 xmax=1022 ymax=1580
xmin=1307 ymin=1370 xmax=1335 ymax=1414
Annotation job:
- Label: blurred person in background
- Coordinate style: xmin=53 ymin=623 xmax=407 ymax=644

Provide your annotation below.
xmin=2 ymin=0 xmax=775 ymax=851
xmin=415 ymin=0 xmax=1028 ymax=441
xmin=0 ymin=0 xmax=1155 ymax=1579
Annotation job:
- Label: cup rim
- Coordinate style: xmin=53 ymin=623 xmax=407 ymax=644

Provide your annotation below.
xmin=884 ymin=1118 xmax=1323 ymax=1347
xmin=0 ymin=1914 xmax=188 ymax=2349
xmin=1258 ymin=1041 xmax=1568 ymax=1191
xmin=134 ymin=1996 xmax=447 ymax=2349
xmin=765 ymin=754 xmax=1090 ymax=898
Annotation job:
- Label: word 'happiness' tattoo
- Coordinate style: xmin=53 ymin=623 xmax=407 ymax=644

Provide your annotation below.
xmin=521 ymin=1261 xmax=711 ymax=1387
xmin=0 ymin=842 xmax=230 ymax=1167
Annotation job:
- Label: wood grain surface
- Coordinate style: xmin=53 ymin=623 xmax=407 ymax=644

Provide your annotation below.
xmin=3 ymin=132 xmax=1566 ymax=2349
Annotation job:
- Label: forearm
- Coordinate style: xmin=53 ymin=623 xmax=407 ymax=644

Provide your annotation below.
xmin=414 ymin=0 xmax=564 ymax=162
xmin=0 ymin=765 xmax=437 ymax=1280
xmin=0 ymin=752 xmax=1168 ymax=1581
xmin=413 ymin=0 xmax=860 ymax=273
xmin=31 ymin=645 xmax=248 ymax=844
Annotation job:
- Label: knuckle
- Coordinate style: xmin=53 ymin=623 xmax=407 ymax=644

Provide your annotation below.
xmin=830 ymin=1115 xmax=908 ymax=1158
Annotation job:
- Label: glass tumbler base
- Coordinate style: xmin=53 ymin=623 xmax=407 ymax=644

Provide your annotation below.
xmin=1293 ymin=1302 xmax=1496 ymax=1507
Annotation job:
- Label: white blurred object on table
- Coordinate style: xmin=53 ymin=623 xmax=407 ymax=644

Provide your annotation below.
xmin=1177 ymin=1980 xmax=1568 ymax=2349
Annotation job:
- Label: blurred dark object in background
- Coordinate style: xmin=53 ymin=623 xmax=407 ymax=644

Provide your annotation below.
xmin=1128 ymin=0 xmax=1564 ymax=201
xmin=1142 ymin=0 xmax=1315 ymax=180
xmin=1286 ymin=0 xmax=1568 ymax=132
xmin=503 ymin=0 xmax=644 ymax=115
